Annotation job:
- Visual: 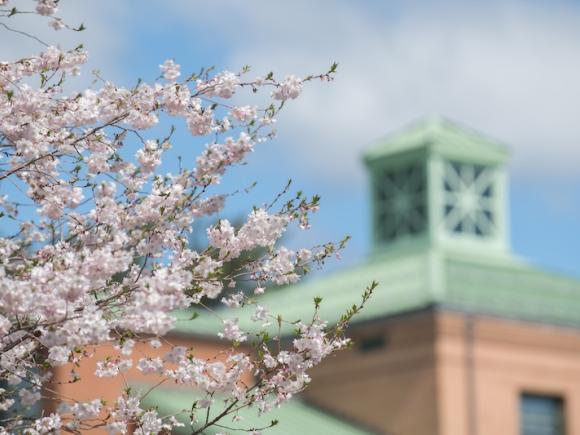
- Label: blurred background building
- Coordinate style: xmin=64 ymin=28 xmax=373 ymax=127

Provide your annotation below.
xmin=3 ymin=1 xmax=579 ymax=433
xmin=54 ymin=118 xmax=580 ymax=435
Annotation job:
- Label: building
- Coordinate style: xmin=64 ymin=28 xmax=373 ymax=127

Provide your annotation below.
xmin=55 ymin=117 xmax=580 ymax=435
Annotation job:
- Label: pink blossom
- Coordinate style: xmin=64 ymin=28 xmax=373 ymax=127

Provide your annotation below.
xmin=272 ymin=75 xmax=303 ymax=100
xmin=35 ymin=0 xmax=58 ymax=16
xmin=159 ymin=59 xmax=181 ymax=81
xmin=231 ymin=105 xmax=257 ymax=122
xmin=197 ymin=71 xmax=240 ymax=98
xmin=218 ymin=318 xmax=247 ymax=342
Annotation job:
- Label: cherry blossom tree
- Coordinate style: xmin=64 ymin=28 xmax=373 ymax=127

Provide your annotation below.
xmin=0 ymin=1 xmax=374 ymax=433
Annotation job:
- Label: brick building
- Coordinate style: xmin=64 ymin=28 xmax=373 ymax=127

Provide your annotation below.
xmin=56 ymin=118 xmax=580 ymax=435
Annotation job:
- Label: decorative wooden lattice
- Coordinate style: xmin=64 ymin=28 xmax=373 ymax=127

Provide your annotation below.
xmin=375 ymin=164 xmax=426 ymax=241
xmin=443 ymin=161 xmax=495 ymax=237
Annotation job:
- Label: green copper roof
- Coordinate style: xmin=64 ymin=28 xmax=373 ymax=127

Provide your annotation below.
xmin=141 ymin=388 xmax=371 ymax=435
xmin=174 ymin=249 xmax=432 ymax=337
xmin=363 ymin=116 xmax=509 ymax=165
xmin=172 ymin=247 xmax=580 ymax=338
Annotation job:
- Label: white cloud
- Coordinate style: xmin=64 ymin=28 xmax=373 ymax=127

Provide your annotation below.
xmin=4 ymin=0 xmax=579 ymax=186
xmin=166 ymin=0 xmax=580 ymax=186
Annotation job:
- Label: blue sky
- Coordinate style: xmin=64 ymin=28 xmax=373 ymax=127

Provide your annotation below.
xmin=2 ymin=0 xmax=580 ymax=277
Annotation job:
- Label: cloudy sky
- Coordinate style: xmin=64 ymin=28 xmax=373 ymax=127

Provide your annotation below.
xmin=3 ymin=0 xmax=580 ymax=276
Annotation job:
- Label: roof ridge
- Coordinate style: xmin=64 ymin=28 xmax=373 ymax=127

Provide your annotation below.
xmin=363 ymin=116 xmax=509 ymax=162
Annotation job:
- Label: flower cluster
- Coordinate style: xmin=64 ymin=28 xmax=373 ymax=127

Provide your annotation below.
xmin=251 ymin=319 xmax=351 ymax=413
xmin=0 ymin=2 xmax=363 ymax=434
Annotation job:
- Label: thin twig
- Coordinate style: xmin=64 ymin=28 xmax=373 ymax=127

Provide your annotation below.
xmin=0 ymin=21 xmax=49 ymax=47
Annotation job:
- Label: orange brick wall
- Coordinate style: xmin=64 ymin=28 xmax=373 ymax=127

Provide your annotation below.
xmin=305 ymin=311 xmax=440 ymax=434
xmin=48 ymin=334 xmax=250 ymax=433
xmin=436 ymin=312 xmax=580 ymax=435
xmin=48 ymin=309 xmax=580 ymax=435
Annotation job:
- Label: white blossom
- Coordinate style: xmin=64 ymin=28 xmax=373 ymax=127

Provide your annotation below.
xmin=19 ymin=389 xmax=41 ymax=407
xmin=137 ymin=357 xmax=164 ymax=375
xmin=35 ymin=0 xmax=58 ymax=16
xmin=272 ymin=75 xmax=303 ymax=100
xmin=251 ymin=305 xmax=270 ymax=326
xmin=159 ymin=59 xmax=181 ymax=81
xmin=218 ymin=319 xmax=247 ymax=342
